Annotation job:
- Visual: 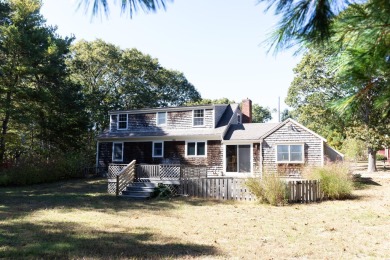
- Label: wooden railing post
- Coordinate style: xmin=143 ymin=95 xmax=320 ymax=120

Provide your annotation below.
xmin=115 ymin=160 xmax=136 ymax=196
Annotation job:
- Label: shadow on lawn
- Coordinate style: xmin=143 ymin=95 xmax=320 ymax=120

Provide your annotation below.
xmin=353 ymin=176 xmax=381 ymax=190
xmin=0 ymin=178 xmax=228 ymax=220
xmin=0 ymin=221 xmax=219 ymax=259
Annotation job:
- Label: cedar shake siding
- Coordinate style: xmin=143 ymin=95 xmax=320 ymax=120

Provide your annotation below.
xmin=110 ymin=109 xmax=214 ymax=132
xmin=206 ymin=140 xmax=223 ymax=175
xmin=253 ymin=143 xmax=261 ymax=174
xmin=168 ymin=110 xmax=214 ymax=129
xmin=98 ymin=142 xmax=113 ymax=169
xmin=101 ymin=140 xmax=223 ymax=175
xmin=262 ymin=123 xmax=323 ymax=174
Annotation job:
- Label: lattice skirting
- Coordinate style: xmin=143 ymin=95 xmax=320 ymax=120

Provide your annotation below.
xmin=163 ymin=184 xmax=179 ymax=196
xmin=108 ymin=179 xmax=116 ymax=194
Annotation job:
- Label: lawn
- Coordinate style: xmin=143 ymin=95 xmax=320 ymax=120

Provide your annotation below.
xmin=1 ymin=169 xmax=390 ymax=259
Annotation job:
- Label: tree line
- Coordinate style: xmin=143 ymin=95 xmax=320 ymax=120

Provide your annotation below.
xmin=0 ymin=0 xmax=275 ymax=171
xmin=0 ymin=0 xmax=202 ymax=168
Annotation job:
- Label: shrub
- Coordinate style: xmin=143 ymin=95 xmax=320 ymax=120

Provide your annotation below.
xmin=376 ymin=154 xmax=387 ymax=161
xmin=153 ymin=184 xmax=173 ymax=199
xmin=341 ymin=138 xmax=367 ymax=161
xmin=303 ymin=163 xmax=353 ymax=200
xmin=245 ymin=174 xmax=288 ymax=206
xmin=0 ymin=152 xmax=89 ymax=186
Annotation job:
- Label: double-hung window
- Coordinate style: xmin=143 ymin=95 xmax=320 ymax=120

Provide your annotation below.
xmin=156 ymin=112 xmax=167 ymax=126
xmin=193 ymin=109 xmax=204 ymax=126
xmin=118 ymin=114 xmax=127 ymax=130
xmin=276 ymin=144 xmax=304 ymax=163
xmin=186 ymin=141 xmax=206 ymax=157
xmin=153 ymin=142 xmax=164 ymax=157
xmin=112 ymin=142 xmax=123 ymax=162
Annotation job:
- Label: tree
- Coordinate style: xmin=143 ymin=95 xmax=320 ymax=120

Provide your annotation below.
xmin=288 ymin=43 xmax=390 ymax=171
xmin=77 ymin=0 xmax=171 ymax=18
xmin=252 ymin=104 xmax=272 ymax=123
xmin=0 ymin=0 xmax=88 ymax=166
xmin=285 ymin=48 xmax=348 ymax=149
xmin=68 ymin=39 xmax=201 ymax=134
xmin=184 ymin=98 xmax=236 ymax=106
xmin=280 ymin=109 xmax=292 ymax=122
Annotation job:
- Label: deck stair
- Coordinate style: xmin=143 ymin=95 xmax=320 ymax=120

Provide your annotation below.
xmin=121 ymin=182 xmax=157 ymax=199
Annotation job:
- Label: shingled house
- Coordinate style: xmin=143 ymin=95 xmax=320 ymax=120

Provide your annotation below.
xmin=97 ymin=99 xmax=342 ymax=177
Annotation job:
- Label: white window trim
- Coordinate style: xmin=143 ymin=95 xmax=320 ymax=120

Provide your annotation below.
xmin=152 ymin=141 xmax=164 ymax=158
xmin=185 ymin=140 xmax=207 ymax=157
xmin=117 ymin=114 xmax=128 ymax=130
xmin=112 ymin=142 xmax=124 ymax=162
xmin=192 ymin=109 xmax=205 ymax=127
xmin=223 ymin=144 xmax=253 ymax=175
xmin=156 ymin=112 xmax=167 ymax=126
xmin=275 ymin=143 xmax=304 ymax=164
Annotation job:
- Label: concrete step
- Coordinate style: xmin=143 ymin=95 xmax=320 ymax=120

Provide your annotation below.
xmin=130 ymin=182 xmax=158 ymax=188
xmin=122 ymin=190 xmax=153 ymax=197
xmin=125 ymin=186 xmax=155 ymax=192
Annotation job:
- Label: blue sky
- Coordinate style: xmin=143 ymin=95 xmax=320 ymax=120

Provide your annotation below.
xmin=41 ymin=0 xmax=301 ymax=118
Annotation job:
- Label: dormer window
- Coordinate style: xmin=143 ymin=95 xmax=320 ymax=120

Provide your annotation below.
xmin=193 ymin=109 xmax=204 ymax=126
xmin=156 ymin=112 xmax=167 ymax=126
xmin=118 ymin=114 xmax=127 ymax=130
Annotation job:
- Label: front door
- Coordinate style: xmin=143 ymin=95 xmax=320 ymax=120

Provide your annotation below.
xmin=226 ymin=145 xmax=251 ymax=173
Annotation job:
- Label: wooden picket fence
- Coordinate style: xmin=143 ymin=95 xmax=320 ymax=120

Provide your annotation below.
xmin=180 ymin=177 xmax=322 ymax=203
xmin=180 ymin=177 xmax=255 ymax=201
xmin=287 ymin=180 xmax=322 ymax=203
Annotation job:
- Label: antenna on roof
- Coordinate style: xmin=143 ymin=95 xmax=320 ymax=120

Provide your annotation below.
xmin=278 ymin=96 xmax=280 ymax=122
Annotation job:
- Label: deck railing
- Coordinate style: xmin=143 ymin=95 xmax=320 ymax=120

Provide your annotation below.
xmin=136 ymin=164 xmax=160 ymax=179
xmin=134 ymin=164 xmax=207 ymax=180
xmin=115 ymin=160 xmax=136 ymax=196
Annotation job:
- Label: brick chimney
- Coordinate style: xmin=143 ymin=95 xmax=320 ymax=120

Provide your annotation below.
xmin=241 ymin=98 xmax=252 ymax=123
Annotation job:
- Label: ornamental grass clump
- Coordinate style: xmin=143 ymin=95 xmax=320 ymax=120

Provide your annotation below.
xmin=304 ymin=163 xmax=353 ymax=200
xmin=245 ymin=174 xmax=288 ymax=206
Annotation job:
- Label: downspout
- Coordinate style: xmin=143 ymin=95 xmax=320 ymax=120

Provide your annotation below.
xmin=96 ymin=141 xmax=99 ymax=172
xmin=321 ymin=140 xmax=324 ymax=166
xmin=259 ymin=139 xmax=263 ymax=178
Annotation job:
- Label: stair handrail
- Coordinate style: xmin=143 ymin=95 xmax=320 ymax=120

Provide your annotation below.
xmin=116 ymin=160 xmax=136 ymax=196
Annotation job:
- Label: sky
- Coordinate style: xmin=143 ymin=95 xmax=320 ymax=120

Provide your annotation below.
xmin=40 ymin=0 xmax=302 ymax=119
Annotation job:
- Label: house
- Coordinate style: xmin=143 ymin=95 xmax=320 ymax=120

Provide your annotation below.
xmin=97 ymin=99 xmax=342 ymax=177
xmin=377 ymin=148 xmax=390 ymax=162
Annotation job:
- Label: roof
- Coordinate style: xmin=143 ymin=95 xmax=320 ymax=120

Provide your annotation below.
xmin=109 ymin=104 xmax=223 ymax=115
xmin=98 ymin=104 xmax=238 ymax=140
xmin=98 ymin=127 xmax=226 ymax=140
xmin=260 ymin=118 xmax=326 ymax=142
xmin=223 ymin=123 xmax=279 ymax=141
xmin=224 ymin=118 xmax=327 ymax=142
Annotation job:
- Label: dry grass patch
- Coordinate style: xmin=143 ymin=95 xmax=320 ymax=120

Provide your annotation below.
xmin=1 ymin=176 xmax=390 ymax=259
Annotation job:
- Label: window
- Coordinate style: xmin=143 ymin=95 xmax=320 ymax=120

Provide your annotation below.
xmin=186 ymin=141 xmax=206 ymax=156
xmin=276 ymin=144 xmax=304 ymax=163
xmin=226 ymin=145 xmax=251 ymax=173
xmin=153 ymin=142 xmax=164 ymax=157
xmin=118 ymin=114 xmax=127 ymax=130
xmin=237 ymin=114 xmax=241 ymax=124
xmin=193 ymin=109 xmax=204 ymax=126
xmin=112 ymin=142 xmax=123 ymax=162
xmin=156 ymin=112 xmax=167 ymax=125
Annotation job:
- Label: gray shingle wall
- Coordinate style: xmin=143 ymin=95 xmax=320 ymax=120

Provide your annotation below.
xmin=262 ymin=123 xmax=323 ymax=174
xmin=110 ymin=108 xmax=214 ymax=132
xmin=253 ymin=143 xmax=261 ymax=174
xmin=98 ymin=142 xmax=113 ymax=168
